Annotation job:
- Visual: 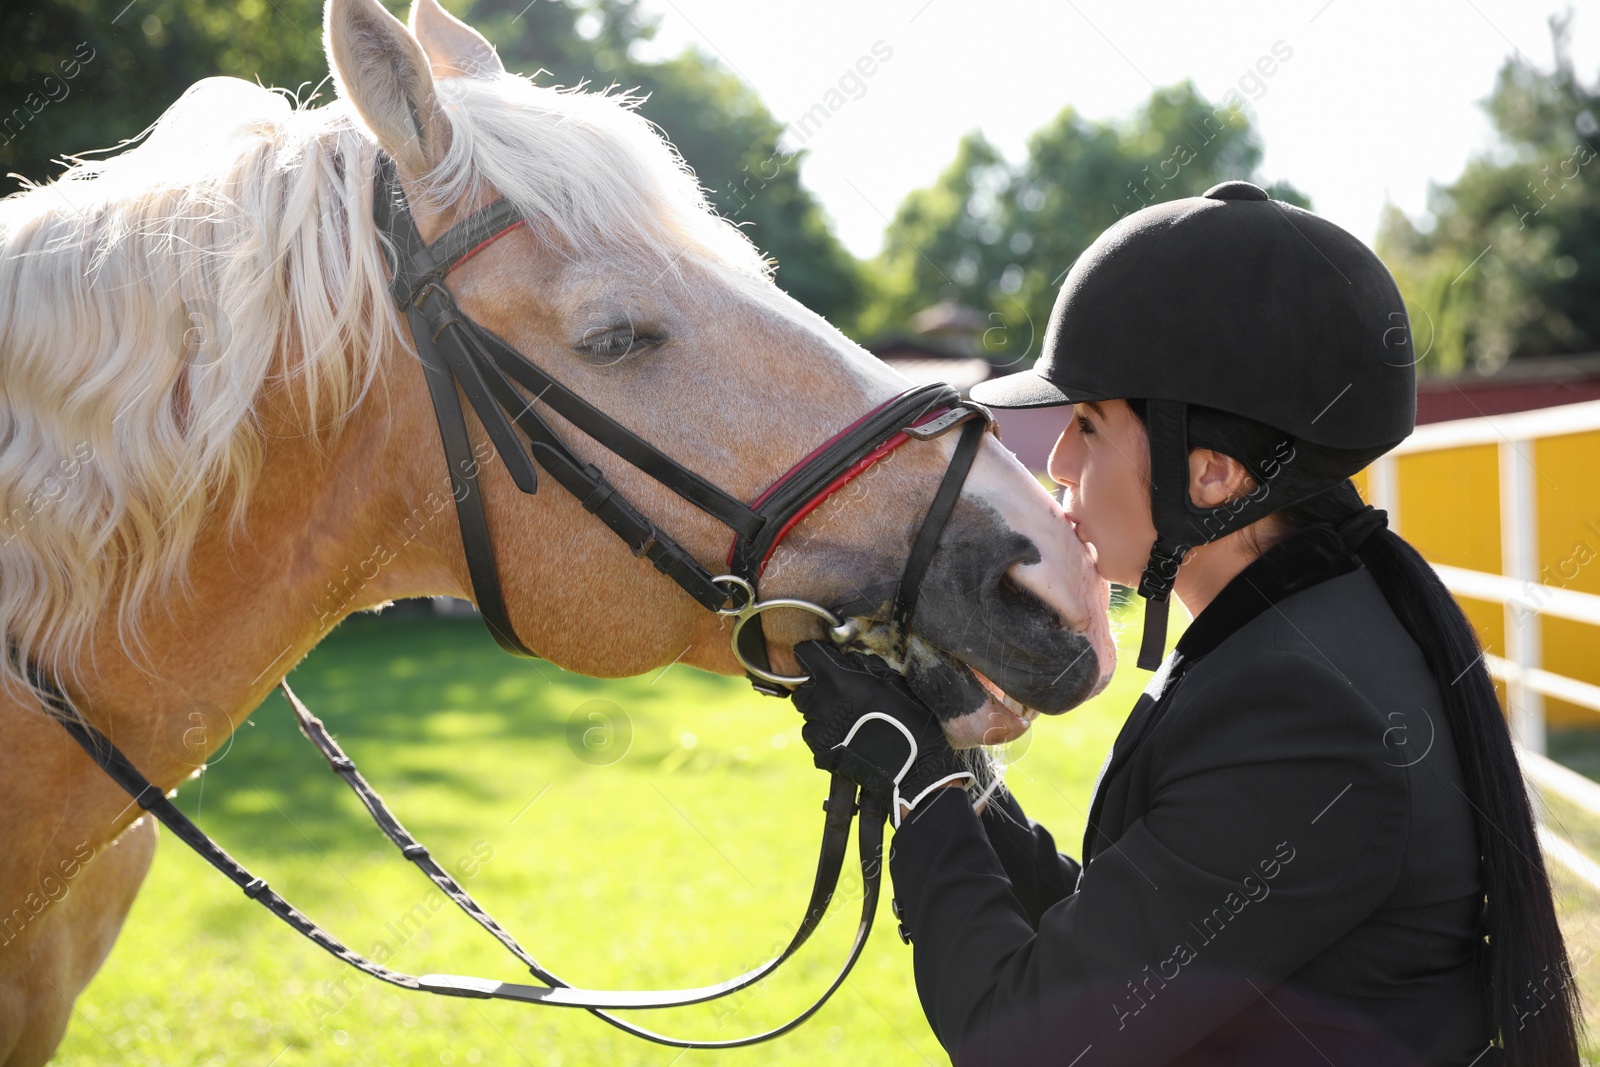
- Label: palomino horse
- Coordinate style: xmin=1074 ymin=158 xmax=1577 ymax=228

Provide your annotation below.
xmin=0 ymin=0 xmax=1115 ymax=1061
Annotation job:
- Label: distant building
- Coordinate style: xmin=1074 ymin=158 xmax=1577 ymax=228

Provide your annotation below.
xmin=1415 ymin=352 xmax=1600 ymax=423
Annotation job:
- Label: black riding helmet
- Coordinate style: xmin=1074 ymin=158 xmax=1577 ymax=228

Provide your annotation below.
xmin=972 ymin=180 xmax=1417 ymax=669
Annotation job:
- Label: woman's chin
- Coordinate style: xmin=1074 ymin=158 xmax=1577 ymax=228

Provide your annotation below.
xmin=1079 ymin=536 xmax=1114 ymax=583
xmin=1085 ymin=547 xmax=1134 ymax=588
xmin=1088 ymin=559 xmax=1122 ymax=587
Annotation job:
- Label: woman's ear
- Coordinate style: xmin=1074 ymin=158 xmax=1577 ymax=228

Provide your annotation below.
xmin=325 ymin=0 xmax=450 ymax=178
xmin=1188 ymin=448 xmax=1256 ymax=508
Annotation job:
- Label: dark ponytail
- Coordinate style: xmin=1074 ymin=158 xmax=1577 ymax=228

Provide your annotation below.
xmin=1284 ymin=480 xmax=1580 ymax=1065
xmin=1134 ymin=400 xmax=1582 ymax=1065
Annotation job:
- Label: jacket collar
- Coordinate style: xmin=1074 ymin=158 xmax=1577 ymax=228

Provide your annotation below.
xmin=1172 ymin=522 xmax=1362 ymax=666
xmin=1080 ymin=524 xmax=1361 ymax=862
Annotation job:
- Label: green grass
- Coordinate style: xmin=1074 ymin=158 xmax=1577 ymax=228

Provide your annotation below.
xmin=53 ymin=609 xmax=1154 ymax=1067
xmin=1543 ymin=729 xmax=1600 ymax=1062
xmin=57 ymin=609 xmax=1600 ymax=1065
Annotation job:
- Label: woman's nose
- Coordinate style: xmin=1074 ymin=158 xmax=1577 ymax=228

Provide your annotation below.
xmin=1046 ymin=429 xmax=1079 ymax=487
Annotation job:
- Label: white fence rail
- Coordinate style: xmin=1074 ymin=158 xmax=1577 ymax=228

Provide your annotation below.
xmin=1521 ymin=747 xmax=1600 ymax=892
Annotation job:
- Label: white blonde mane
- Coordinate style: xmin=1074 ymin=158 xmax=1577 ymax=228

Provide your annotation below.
xmin=0 ymin=67 xmax=771 ymax=709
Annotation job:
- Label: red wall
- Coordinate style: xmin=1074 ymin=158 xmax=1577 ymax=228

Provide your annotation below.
xmin=993 ymin=406 xmax=1070 ymax=474
xmin=1416 ymin=379 xmax=1600 ymax=424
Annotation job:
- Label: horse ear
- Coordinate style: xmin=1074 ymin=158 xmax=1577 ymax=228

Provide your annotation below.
xmin=410 ymin=0 xmax=504 ymax=79
xmin=325 ymin=0 xmax=449 ymax=177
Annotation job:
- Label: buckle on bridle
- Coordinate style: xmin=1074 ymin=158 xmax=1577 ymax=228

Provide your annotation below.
xmin=902 ymin=401 xmax=994 ymax=441
xmin=391 ymin=256 xmax=449 ymax=310
xmin=632 ymin=522 xmax=658 ymax=559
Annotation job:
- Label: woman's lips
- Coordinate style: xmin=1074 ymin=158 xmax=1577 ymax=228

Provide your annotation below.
xmin=1066 ymin=515 xmax=1099 ymax=568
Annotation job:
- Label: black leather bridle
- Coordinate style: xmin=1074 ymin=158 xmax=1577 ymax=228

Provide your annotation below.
xmin=44 ymin=155 xmax=996 ymax=1049
xmin=369 ymin=155 xmax=991 ymax=693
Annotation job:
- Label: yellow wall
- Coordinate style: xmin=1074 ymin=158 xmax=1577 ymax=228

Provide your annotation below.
xmin=1397 ymin=444 xmax=1507 ymax=665
xmin=1532 ymin=432 xmax=1600 ymax=726
xmin=1367 ymin=429 xmax=1600 ymax=728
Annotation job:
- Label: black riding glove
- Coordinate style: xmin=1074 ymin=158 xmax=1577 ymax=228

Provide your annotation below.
xmin=791 ymin=641 xmax=975 ymax=827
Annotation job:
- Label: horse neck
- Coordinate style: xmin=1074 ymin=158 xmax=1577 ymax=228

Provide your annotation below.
xmin=63 ymin=337 xmax=467 ymax=796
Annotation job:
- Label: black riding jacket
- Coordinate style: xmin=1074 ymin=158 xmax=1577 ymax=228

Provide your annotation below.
xmin=888 ymin=524 xmax=1490 ymax=1066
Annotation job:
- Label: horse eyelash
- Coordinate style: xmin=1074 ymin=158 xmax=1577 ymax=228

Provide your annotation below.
xmin=575 ymin=326 xmax=665 ymax=360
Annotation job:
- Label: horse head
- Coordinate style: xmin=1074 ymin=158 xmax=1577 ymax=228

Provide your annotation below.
xmin=323 ymin=0 xmax=1115 ymax=745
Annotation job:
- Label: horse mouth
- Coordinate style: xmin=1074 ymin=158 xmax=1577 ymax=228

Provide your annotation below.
xmin=834 ymin=621 xmax=1100 ymax=749
xmin=951 ymin=666 xmax=1042 ymax=748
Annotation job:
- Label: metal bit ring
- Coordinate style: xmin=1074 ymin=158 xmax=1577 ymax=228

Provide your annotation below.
xmin=713 ymin=576 xmax=842 ymax=688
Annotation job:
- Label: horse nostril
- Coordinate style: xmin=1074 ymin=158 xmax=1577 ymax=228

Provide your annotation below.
xmin=996 ymin=568 xmax=1037 ymax=611
xmin=992 ymin=562 xmax=1064 ymax=628
xmin=1000 ymin=549 xmax=1096 ymax=637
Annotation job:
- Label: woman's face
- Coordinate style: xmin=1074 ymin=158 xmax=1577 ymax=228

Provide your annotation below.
xmin=1046 ymin=399 xmax=1157 ymax=589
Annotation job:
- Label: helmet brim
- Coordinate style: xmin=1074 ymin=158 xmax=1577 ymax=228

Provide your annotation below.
xmin=970 ymin=369 xmax=1105 ymax=409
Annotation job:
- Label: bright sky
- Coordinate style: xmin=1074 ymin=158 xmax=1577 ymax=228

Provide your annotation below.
xmin=633 ymin=0 xmax=1600 ymax=258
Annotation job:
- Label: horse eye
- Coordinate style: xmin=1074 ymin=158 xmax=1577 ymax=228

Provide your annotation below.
xmin=575 ymin=323 xmax=664 ymax=363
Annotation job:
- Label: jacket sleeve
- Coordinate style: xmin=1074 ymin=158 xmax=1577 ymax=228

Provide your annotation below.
xmin=977 ymin=788 xmax=1081 ymax=928
xmin=887 ymin=652 xmax=1410 ymax=1066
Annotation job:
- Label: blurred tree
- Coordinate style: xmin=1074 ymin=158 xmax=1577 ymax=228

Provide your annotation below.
xmin=1 ymin=0 xmax=331 ymax=185
xmin=1377 ymin=14 xmax=1600 ymax=375
xmin=452 ymin=0 xmax=863 ymax=320
xmin=611 ymin=48 xmax=863 ymax=322
xmin=856 ymin=80 xmax=1308 ymax=363
xmin=0 ymin=0 xmax=860 ymax=322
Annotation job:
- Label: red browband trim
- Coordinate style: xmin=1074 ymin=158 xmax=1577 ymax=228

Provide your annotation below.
xmin=730 ymin=405 xmax=956 ymax=577
xmin=451 ymin=211 xmax=527 ymax=274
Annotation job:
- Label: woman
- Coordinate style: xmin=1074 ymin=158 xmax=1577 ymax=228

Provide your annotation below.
xmin=792 ymin=181 xmax=1580 ymax=1065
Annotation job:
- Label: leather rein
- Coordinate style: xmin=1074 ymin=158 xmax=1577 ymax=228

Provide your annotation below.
xmin=44 ymin=155 xmax=995 ymax=1049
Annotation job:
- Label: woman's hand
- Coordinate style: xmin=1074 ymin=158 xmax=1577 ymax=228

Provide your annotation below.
xmin=790 ymin=641 xmax=978 ymax=827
